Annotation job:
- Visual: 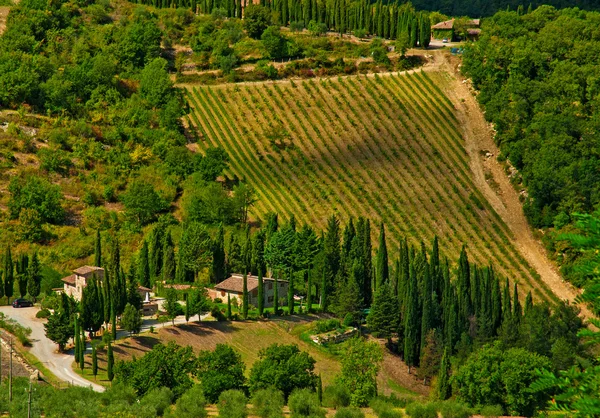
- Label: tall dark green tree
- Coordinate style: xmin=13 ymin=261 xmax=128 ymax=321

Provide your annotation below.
xmin=320 ymin=268 xmax=327 ymax=312
xmin=404 ymin=260 xmax=420 ymax=373
xmin=94 ymin=229 xmax=102 ymax=267
xmin=3 ymin=246 xmax=13 ymax=304
xmin=306 ymin=270 xmax=313 ymax=313
xmin=375 ymin=223 xmax=389 ymax=292
xmin=92 ymin=344 xmax=98 ymax=380
xmin=436 ymin=347 xmax=451 ymax=400
xmin=16 ymin=253 xmax=28 ymax=298
xmin=138 ymin=241 xmax=151 ymax=288
xmin=420 ymin=267 xmax=434 ymax=352
xmin=367 ymin=283 xmax=399 ymax=345
xmin=287 ymin=269 xmax=294 ymax=315
xmin=257 ymin=266 xmax=264 ymax=316
xmin=163 ymin=231 xmax=176 ymax=282
xmin=107 ymin=340 xmax=114 ymax=381
xmin=211 ymin=224 xmax=226 ymax=283
xmin=242 ymin=273 xmax=249 ymax=319
xmin=150 ymin=225 xmax=164 ymax=281
xmin=323 ymin=215 xmax=341 ymax=293
xmin=27 ymin=252 xmax=41 ymax=302
xmin=273 ymin=272 xmax=280 ymax=315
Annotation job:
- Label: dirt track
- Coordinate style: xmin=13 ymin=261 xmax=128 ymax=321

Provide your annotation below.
xmin=0 ymin=6 xmax=9 ymax=35
xmin=431 ymin=50 xmax=593 ymax=319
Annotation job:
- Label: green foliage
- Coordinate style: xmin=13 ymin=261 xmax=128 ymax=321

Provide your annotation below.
xmin=244 ymin=5 xmax=271 ymax=39
xmin=437 ymin=401 xmax=472 ymax=418
xmin=405 ymin=403 xmax=437 ymax=418
xmin=323 ymin=384 xmax=351 ymax=409
xmin=0 ymin=312 xmax=31 ymax=346
xmin=121 ymin=303 xmax=142 ymax=335
xmin=122 ymin=179 xmax=169 ymax=226
xmin=338 ymin=338 xmax=382 ymax=406
xmin=139 ymin=58 xmax=175 ymax=109
xmin=218 ymin=390 xmax=248 ymax=418
xmin=8 ymin=175 xmax=64 ymax=224
xmin=251 ymin=387 xmax=285 ymax=418
xmin=249 ymin=343 xmax=317 ymax=399
xmin=114 ymin=341 xmax=195 ymax=397
xmin=168 ymin=385 xmax=207 ymax=418
xmin=367 ymin=283 xmax=399 ymax=340
xmin=334 ymin=407 xmax=365 ymax=418
xmin=262 ymin=26 xmax=287 ymax=60
xmin=139 ymin=387 xmax=174 ymax=416
xmin=288 ymin=389 xmax=326 ymax=418
xmin=453 ymin=343 xmax=552 ymax=416
xmin=196 ymin=343 xmax=246 ymax=403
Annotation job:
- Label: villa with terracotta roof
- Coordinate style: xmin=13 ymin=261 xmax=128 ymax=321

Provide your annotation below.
xmin=431 ymin=18 xmax=481 ymax=41
xmin=208 ymin=274 xmax=289 ymax=308
xmin=61 ymin=266 xmax=105 ymax=301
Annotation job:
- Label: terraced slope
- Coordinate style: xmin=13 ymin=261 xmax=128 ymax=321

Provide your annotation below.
xmin=183 ymin=71 xmax=556 ymax=303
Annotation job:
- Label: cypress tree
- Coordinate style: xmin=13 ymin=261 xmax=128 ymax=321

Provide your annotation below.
xmin=74 ymin=316 xmax=80 ymax=364
xmin=524 ymin=291 xmax=533 ymax=317
xmin=92 ymin=345 xmax=98 ymax=380
xmin=375 ymin=223 xmax=388 ymax=292
xmin=420 ymin=267 xmax=433 ymax=352
xmin=150 ymin=226 xmax=164 ymax=281
xmin=107 ymin=341 xmax=114 ymax=381
xmin=436 ymin=348 xmax=451 ymax=400
xmin=163 ymin=232 xmax=176 ymax=282
xmin=324 ymin=215 xmax=341 ymax=293
xmin=17 ymin=254 xmax=28 ymax=298
xmin=274 ymin=272 xmax=280 ymax=315
xmin=456 ymin=246 xmax=471 ymax=328
xmin=27 ymin=252 xmax=41 ymax=302
xmin=502 ymin=278 xmax=512 ymax=325
xmin=242 ymin=273 xmax=248 ymax=319
xmin=320 ymin=267 xmax=327 ymax=312
xmin=512 ymin=283 xmax=522 ymax=324
xmin=363 ymin=219 xmax=372 ymax=306
xmin=257 ymin=267 xmax=265 ymax=316
xmin=79 ymin=328 xmax=85 ymax=370
xmin=306 ymin=270 xmax=313 ymax=313
xmin=103 ymin=269 xmax=111 ymax=325
xmin=243 ymin=225 xmax=253 ymax=274
xmin=491 ymin=268 xmax=502 ymax=333
xmin=211 ymin=224 xmax=226 ymax=283
xmin=3 ymin=246 xmax=13 ymax=304
xmin=94 ymin=229 xmax=102 ymax=267
xmin=226 ymin=293 xmax=232 ymax=319
xmin=404 ymin=260 xmax=419 ymax=373
xmin=111 ymin=304 xmax=117 ymax=341
xmin=287 ymin=269 xmax=294 ymax=315
xmin=138 ymin=241 xmax=151 ymax=288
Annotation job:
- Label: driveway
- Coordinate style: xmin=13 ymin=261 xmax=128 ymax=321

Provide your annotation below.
xmin=0 ymin=306 xmax=105 ymax=392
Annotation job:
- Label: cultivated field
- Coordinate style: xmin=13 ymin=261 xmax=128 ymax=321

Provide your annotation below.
xmin=183 ymin=70 xmax=555 ymax=303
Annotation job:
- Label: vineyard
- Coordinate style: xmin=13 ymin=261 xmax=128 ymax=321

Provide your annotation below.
xmin=183 ymin=70 xmax=556 ymax=303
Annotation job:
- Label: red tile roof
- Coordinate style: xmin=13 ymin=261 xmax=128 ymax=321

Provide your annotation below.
xmin=163 ymin=284 xmax=192 ymax=291
xmin=215 ymin=274 xmax=286 ymax=293
xmin=432 ymin=19 xmax=454 ymax=30
xmin=61 ymin=274 xmax=76 ymax=286
xmin=73 ymin=266 xmax=103 ymax=276
xmin=138 ymin=286 xmax=152 ymax=292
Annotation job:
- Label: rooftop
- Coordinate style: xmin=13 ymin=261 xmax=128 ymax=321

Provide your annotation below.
xmin=215 ymin=274 xmax=286 ymax=293
xmin=73 ymin=266 xmax=104 ymax=276
xmin=61 ymin=274 xmax=76 ymax=286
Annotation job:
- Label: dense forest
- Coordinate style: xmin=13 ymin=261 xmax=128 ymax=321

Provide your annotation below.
xmin=412 ymin=0 xmax=598 ymax=17
xmin=461 ymin=6 xmax=600 ymax=299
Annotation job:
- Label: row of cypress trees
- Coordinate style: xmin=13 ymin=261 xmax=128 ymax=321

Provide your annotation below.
xmin=128 ymin=0 xmax=431 ymax=46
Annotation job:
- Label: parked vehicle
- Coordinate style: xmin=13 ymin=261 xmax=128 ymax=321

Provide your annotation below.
xmin=442 ymin=38 xmax=449 ymax=43
xmin=12 ymin=299 xmax=33 ymax=308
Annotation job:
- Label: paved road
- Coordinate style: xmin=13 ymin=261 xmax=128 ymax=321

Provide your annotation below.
xmin=0 ymin=306 xmax=105 ymax=392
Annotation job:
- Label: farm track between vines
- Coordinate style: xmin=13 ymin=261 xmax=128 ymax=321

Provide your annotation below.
xmin=182 ymin=56 xmax=565 ymax=305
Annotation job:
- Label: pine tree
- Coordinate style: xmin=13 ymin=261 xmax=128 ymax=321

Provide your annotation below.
xmin=287 ymin=269 xmax=294 ymax=315
xmin=404 ymin=260 xmax=420 ymax=372
xmin=92 ymin=345 xmax=98 ymax=380
xmin=107 ymin=341 xmax=114 ymax=381
xmin=367 ymin=283 xmax=399 ymax=345
xmin=1 ymin=246 xmax=10 ymax=303
xmin=27 ymin=252 xmax=41 ymax=302
xmin=94 ymin=229 xmax=102 ymax=267
xmin=163 ymin=232 xmax=176 ymax=282
xmin=242 ymin=273 xmax=249 ymax=319
xmin=138 ymin=241 xmax=151 ymax=288
xmin=211 ymin=224 xmax=226 ymax=283
xmin=226 ymin=293 xmax=232 ymax=320
xmin=436 ymin=347 xmax=451 ymax=400
xmin=375 ymin=223 xmax=389 ymax=292
xmin=257 ymin=267 xmax=264 ymax=317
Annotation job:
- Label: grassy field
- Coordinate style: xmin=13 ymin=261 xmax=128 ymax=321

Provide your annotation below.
xmin=183 ymin=70 xmax=555 ymax=303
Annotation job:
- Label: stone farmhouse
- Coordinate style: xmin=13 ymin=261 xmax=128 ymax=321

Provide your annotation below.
xmin=208 ymin=273 xmax=289 ymax=308
xmin=431 ymin=18 xmax=481 ymax=41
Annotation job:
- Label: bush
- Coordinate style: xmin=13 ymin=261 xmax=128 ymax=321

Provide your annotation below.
xmin=405 ymin=403 xmax=437 ymax=418
xmin=139 ymin=387 xmax=174 ymax=416
xmin=171 ymin=385 xmax=207 ymax=418
xmin=218 ymin=390 xmax=248 ymax=418
xmin=314 ymin=319 xmax=341 ymax=334
xmin=0 ymin=313 xmax=32 ymax=346
xmin=334 ymin=407 xmax=365 ymax=418
xmin=437 ymin=401 xmax=472 ymax=418
xmin=478 ymin=405 xmax=503 ymax=417
xmin=288 ymin=389 xmax=326 ymax=418
xmin=369 ymin=399 xmax=404 ymax=418
xmin=251 ymin=387 xmax=284 ymax=418
xmin=36 ymin=309 xmax=51 ymax=319
xmin=323 ymin=384 xmax=351 ymax=409
xmin=211 ymin=305 xmax=226 ymax=321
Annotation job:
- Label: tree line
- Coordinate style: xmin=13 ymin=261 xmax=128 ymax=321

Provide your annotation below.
xmin=129 ymin=0 xmax=431 ymax=46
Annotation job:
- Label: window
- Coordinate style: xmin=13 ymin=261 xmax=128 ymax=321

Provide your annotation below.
xmin=221 ymin=290 xmax=226 ymax=297
xmin=268 ymin=283 xmax=273 ymax=290
xmin=267 ymin=296 xmax=274 ymax=303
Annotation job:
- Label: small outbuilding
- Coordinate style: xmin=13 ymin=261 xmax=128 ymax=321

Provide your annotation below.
xmin=208 ymin=274 xmax=289 ymax=308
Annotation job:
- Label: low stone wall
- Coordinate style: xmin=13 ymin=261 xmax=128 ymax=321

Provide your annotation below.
xmin=311 ymin=327 xmax=358 ymax=345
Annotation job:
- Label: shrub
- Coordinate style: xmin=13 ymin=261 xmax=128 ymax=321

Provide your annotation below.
xmin=172 ymin=385 xmax=207 ymax=418
xmin=139 ymin=387 xmax=174 ymax=416
xmin=251 ymin=387 xmax=285 ymax=418
xmin=437 ymin=401 xmax=472 ymax=418
xmin=218 ymin=390 xmax=248 ymax=418
xmin=334 ymin=407 xmax=365 ymax=418
xmin=0 ymin=313 xmax=32 ymax=345
xmin=478 ymin=405 xmax=503 ymax=417
xmin=36 ymin=309 xmax=51 ymax=319
xmin=369 ymin=399 xmax=404 ymax=418
xmin=405 ymin=403 xmax=437 ymax=418
xmin=288 ymin=389 xmax=326 ymax=418
xmin=211 ymin=305 xmax=226 ymax=321
xmin=314 ymin=319 xmax=341 ymax=334
xmin=323 ymin=384 xmax=351 ymax=409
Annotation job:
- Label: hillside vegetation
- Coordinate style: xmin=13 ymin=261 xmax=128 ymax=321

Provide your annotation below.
xmin=184 ymin=70 xmax=555 ymax=302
